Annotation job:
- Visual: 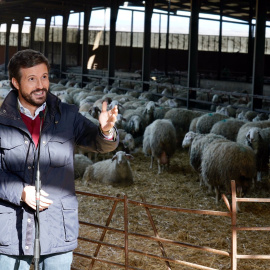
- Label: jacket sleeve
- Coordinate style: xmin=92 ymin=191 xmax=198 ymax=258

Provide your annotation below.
xmin=0 ymin=172 xmax=25 ymax=206
xmin=74 ymin=111 xmax=119 ymax=154
xmin=0 ymin=135 xmax=28 ymax=206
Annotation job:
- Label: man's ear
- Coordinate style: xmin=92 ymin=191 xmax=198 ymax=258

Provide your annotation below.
xmin=12 ymin=78 xmax=19 ymax=90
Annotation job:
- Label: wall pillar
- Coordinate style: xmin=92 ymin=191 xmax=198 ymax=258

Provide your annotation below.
xmin=108 ymin=1 xmax=119 ymax=86
xmin=187 ymin=0 xmax=199 ymax=108
xmin=252 ymin=0 xmax=266 ymax=110
xmin=142 ymin=0 xmax=154 ymax=91
xmin=60 ymin=11 xmax=70 ymax=77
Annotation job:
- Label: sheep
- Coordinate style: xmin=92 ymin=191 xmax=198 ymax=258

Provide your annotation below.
xmin=181 ymin=131 xmax=198 ymax=149
xmin=73 ymin=91 xmax=93 ymax=106
xmin=201 ymin=140 xmax=256 ymax=206
xmin=189 ymin=116 xmax=200 ymax=132
xmin=74 ymin=154 xmax=93 ymax=179
xmin=122 ymin=110 xmax=146 ymax=138
xmin=252 ymin=113 xmax=269 ymax=122
xmin=79 ymin=101 xmax=94 ymax=113
xmin=210 ymin=118 xmax=246 ymax=141
xmin=245 ymin=127 xmax=270 ymax=182
xmin=122 ymin=100 xmax=146 ymax=110
xmin=89 ymin=106 xmax=101 ymax=119
xmin=216 ymin=105 xmax=236 ymax=118
xmin=142 ymin=101 xmax=156 ymax=125
xmin=121 ymin=133 xmax=135 ymax=153
xmin=236 ymin=120 xmax=270 ymax=145
xmin=153 ymin=106 xmax=171 ymax=120
xmin=58 ymin=93 xmax=73 ymax=104
xmin=189 ymin=134 xmax=228 ymax=182
xmin=182 ymin=132 xmax=229 ymax=186
xmin=195 ymin=113 xmax=230 ymax=134
xmin=236 ymin=110 xmax=259 ymax=122
xmin=82 ymin=151 xmax=134 ymax=186
xmin=164 ymin=108 xmax=204 ymax=144
xmin=116 ymin=129 xmax=135 ymax=153
xmin=244 ymin=110 xmax=259 ymax=121
xmin=210 ymin=94 xmax=223 ymax=111
xmin=162 ymin=98 xmax=181 ymax=108
xmin=143 ymin=119 xmax=176 ymax=174
xmin=79 ymin=111 xmax=99 ymax=126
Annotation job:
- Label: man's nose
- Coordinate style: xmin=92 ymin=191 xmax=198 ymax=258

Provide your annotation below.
xmin=36 ymin=79 xmax=45 ymax=89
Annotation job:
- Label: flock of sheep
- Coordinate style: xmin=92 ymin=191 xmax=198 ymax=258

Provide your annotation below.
xmin=0 ymin=75 xmax=269 ymax=206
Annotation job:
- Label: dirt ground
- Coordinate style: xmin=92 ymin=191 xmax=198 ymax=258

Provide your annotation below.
xmin=72 ymin=148 xmax=270 ymax=270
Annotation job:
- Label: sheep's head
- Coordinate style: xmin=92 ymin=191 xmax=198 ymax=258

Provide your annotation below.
xmin=245 ymin=127 xmax=261 ymax=147
xmin=111 ymin=151 xmax=134 ymax=164
xmin=182 ymin=131 xmax=197 ymax=148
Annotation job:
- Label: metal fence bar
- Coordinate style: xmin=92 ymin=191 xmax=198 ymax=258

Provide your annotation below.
xmin=79 ymin=220 xmax=230 ymax=257
xmin=235 ymin=227 xmax=270 ymax=231
xmin=128 ymin=249 xmax=219 ymax=270
xmin=236 ymin=198 xmax=270 ymax=203
xmin=230 ymin=180 xmax=270 ymax=268
xmin=74 ymin=182 xmax=270 ymax=270
xmin=128 ymin=199 xmax=231 ymax=217
xmin=141 ymin=196 xmax=172 ymax=270
xmin=73 ymin=252 xmax=143 ymax=270
xmin=124 ymin=194 xmax=129 ymax=270
xmin=88 ymin=194 xmax=121 ymax=270
xmin=231 ymin=180 xmax=237 ymax=270
xmin=237 ymin=255 xmax=270 ymax=259
xmin=75 ymin=190 xmax=231 ymax=269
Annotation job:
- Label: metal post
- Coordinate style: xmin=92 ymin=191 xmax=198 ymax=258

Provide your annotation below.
xmin=231 ymin=180 xmax=237 ymax=270
xmin=108 ymin=2 xmax=119 ymax=86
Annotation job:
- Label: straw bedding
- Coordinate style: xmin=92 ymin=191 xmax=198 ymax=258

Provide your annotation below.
xmin=72 ymin=149 xmax=270 ymax=270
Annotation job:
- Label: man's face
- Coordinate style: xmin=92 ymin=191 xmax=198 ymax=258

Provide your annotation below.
xmin=12 ymin=63 xmax=49 ymax=110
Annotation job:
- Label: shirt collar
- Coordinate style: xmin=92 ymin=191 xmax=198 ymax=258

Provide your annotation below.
xmin=18 ymin=99 xmax=46 ymax=120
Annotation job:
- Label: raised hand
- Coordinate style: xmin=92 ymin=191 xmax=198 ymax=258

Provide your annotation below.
xmin=98 ymin=101 xmax=118 ymax=133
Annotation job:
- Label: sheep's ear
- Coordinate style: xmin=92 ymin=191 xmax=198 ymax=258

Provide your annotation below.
xmin=125 ymin=154 xmax=134 ymax=160
xmin=112 ymin=155 xmax=117 ymax=162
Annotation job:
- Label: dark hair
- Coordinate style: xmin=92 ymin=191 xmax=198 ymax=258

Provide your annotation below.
xmin=8 ymin=49 xmax=50 ymax=90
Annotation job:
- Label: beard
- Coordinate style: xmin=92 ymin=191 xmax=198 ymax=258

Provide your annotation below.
xmin=20 ymin=88 xmax=48 ymax=107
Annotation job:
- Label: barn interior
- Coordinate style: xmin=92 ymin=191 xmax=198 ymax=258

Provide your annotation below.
xmin=0 ymin=1 xmax=270 ymax=270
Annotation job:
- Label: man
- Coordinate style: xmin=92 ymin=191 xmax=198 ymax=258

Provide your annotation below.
xmin=0 ymin=49 xmax=119 ymax=269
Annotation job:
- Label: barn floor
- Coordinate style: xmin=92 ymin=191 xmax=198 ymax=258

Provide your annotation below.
xmin=72 ymin=148 xmax=270 ymax=270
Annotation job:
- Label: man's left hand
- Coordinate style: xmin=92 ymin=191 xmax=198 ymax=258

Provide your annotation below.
xmin=98 ymin=101 xmax=118 ymax=133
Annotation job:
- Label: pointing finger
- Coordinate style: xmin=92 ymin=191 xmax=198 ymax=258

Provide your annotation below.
xmin=102 ymin=101 xmax=108 ymax=112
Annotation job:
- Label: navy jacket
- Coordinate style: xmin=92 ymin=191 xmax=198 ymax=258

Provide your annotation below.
xmin=0 ymin=89 xmax=118 ymax=256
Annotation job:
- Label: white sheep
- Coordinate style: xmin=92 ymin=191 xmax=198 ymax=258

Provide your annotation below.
xmin=74 ymin=154 xmax=93 ymax=179
xmin=201 ymin=140 xmax=256 ymax=206
xmin=216 ymin=105 xmax=236 ymax=118
xmin=210 ymin=118 xmax=245 ymax=141
xmin=82 ymin=151 xmax=134 ymax=186
xmin=143 ymin=119 xmax=176 ymax=174
xmin=182 ymin=132 xmax=228 ymax=187
xmin=252 ymin=113 xmax=269 ymax=122
xmin=121 ymin=133 xmax=135 ymax=153
xmin=181 ymin=131 xmax=198 ymax=149
xmin=245 ymin=127 xmax=270 ymax=182
xmin=188 ymin=116 xmax=200 ymax=132
xmin=236 ymin=120 xmax=270 ymax=145
xmin=196 ymin=113 xmax=230 ymax=134
xmin=122 ymin=110 xmax=146 ymax=138
xmin=164 ymin=108 xmax=204 ymax=144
